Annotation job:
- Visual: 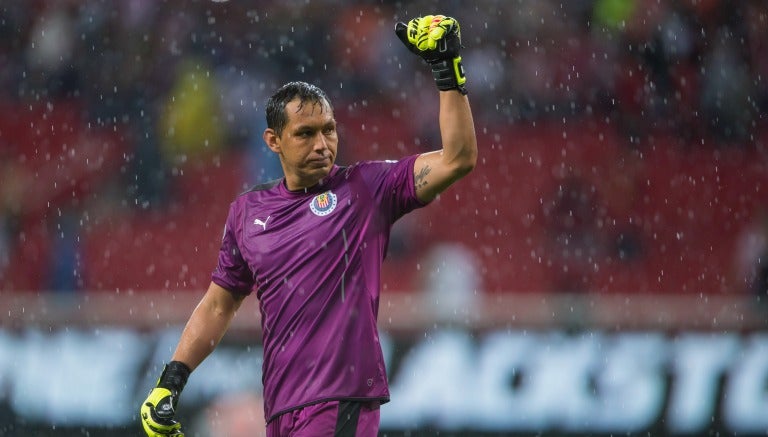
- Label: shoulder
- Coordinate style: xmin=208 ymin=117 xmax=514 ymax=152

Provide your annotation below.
xmin=225 ymin=179 xmax=281 ymax=217
xmin=231 ymin=179 xmax=282 ymax=204
xmin=343 ymin=157 xmax=414 ymax=177
xmin=349 ymin=159 xmax=400 ymax=169
xmin=335 ymin=157 xmax=418 ymax=198
xmin=241 ymin=179 xmax=282 ymax=195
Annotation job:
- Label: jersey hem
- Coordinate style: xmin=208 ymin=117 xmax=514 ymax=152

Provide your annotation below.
xmin=266 ymin=395 xmax=391 ymax=424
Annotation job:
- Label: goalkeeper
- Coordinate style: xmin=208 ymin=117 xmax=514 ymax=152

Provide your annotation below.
xmin=140 ymin=14 xmax=476 ymax=437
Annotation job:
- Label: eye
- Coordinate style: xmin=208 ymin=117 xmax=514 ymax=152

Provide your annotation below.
xmin=323 ymin=125 xmax=336 ymax=135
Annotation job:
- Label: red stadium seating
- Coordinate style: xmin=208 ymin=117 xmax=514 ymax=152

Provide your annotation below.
xmin=4 ymin=101 xmax=768 ymax=296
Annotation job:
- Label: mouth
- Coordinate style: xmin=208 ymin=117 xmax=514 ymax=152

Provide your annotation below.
xmin=307 ymin=156 xmax=331 ymax=166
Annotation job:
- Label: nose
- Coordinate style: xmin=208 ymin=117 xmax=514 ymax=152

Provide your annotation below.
xmin=312 ymin=132 xmax=329 ymax=152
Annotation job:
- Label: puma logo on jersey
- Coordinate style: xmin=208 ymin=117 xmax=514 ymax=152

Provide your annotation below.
xmin=253 ymin=216 xmax=270 ymax=230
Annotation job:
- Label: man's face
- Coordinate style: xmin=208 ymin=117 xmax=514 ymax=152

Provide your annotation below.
xmin=264 ymin=97 xmax=338 ymax=190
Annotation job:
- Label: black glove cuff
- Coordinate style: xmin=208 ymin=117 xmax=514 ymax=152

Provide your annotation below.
xmin=157 ymin=361 xmax=191 ymax=396
xmin=430 ymin=57 xmax=468 ymax=95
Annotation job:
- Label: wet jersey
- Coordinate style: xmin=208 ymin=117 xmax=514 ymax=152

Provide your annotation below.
xmin=211 ymin=155 xmax=425 ymax=422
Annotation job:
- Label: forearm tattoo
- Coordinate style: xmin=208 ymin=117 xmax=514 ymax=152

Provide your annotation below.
xmin=415 ymin=164 xmax=431 ymax=190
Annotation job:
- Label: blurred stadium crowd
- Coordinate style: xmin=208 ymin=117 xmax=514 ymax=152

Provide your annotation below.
xmin=1 ymin=0 xmax=767 ymax=298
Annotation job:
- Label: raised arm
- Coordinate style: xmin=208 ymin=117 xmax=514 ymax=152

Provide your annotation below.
xmin=395 ymin=15 xmax=478 ymax=203
xmin=413 ymin=90 xmax=477 ymax=202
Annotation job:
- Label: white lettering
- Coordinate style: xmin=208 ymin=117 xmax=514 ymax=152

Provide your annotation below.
xmin=587 ymin=333 xmax=667 ymax=432
xmin=1 ymin=327 xmax=768 ymax=435
xmin=8 ymin=329 xmax=145 ymax=425
xmin=474 ymin=330 xmax=540 ymax=430
xmin=381 ymin=329 xmax=476 ymax=430
xmin=519 ymin=331 xmax=599 ymax=431
xmin=667 ymin=333 xmax=739 ymax=433
xmin=723 ymin=333 xmax=768 ymax=433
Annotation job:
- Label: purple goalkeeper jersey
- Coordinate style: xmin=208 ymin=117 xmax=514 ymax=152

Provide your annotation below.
xmin=211 ymin=155 xmax=426 ymax=422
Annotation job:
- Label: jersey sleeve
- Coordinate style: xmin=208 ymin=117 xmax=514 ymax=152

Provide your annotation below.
xmin=211 ymin=200 xmax=254 ymax=295
xmin=360 ymin=154 xmax=428 ymax=223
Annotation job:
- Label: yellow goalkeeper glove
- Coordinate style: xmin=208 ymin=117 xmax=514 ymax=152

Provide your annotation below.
xmin=140 ymin=361 xmax=191 ymax=437
xmin=395 ymin=15 xmax=467 ymax=94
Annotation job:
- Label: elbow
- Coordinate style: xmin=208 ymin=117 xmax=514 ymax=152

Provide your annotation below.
xmin=454 ymin=143 xmax=478 ymax=176
xmin=455 ymin=159 xmax=475 ymax=179
xmin=441 ymin=135 xmax=478 ymax=179
xmin=466 ymin=146 xmax=478 ymax=173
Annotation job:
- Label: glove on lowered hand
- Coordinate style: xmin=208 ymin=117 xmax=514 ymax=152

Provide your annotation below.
xmin=140 ymin=361 xmax=191 ymax=437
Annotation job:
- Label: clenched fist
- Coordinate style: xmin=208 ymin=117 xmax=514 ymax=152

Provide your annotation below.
xmin=396 ymin=15 xmax=467 ymax=94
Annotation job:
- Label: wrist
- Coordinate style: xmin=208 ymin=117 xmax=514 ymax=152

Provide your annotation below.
xmin=157 ymin=361 xmax=191 ymax=396
xmin=430 ymin=56 xmax=467 ymax=95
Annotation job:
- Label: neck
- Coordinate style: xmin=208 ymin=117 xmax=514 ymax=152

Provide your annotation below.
xmin=284 ymin=175 xmax=323 ymax=192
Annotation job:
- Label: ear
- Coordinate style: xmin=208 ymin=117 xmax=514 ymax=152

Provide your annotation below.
xmin=263 ymin=128 xmax=281 ymax=153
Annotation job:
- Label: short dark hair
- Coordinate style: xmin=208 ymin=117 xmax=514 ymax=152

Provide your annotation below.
xmin=265 ymin=81 xmax=332 ymax=136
